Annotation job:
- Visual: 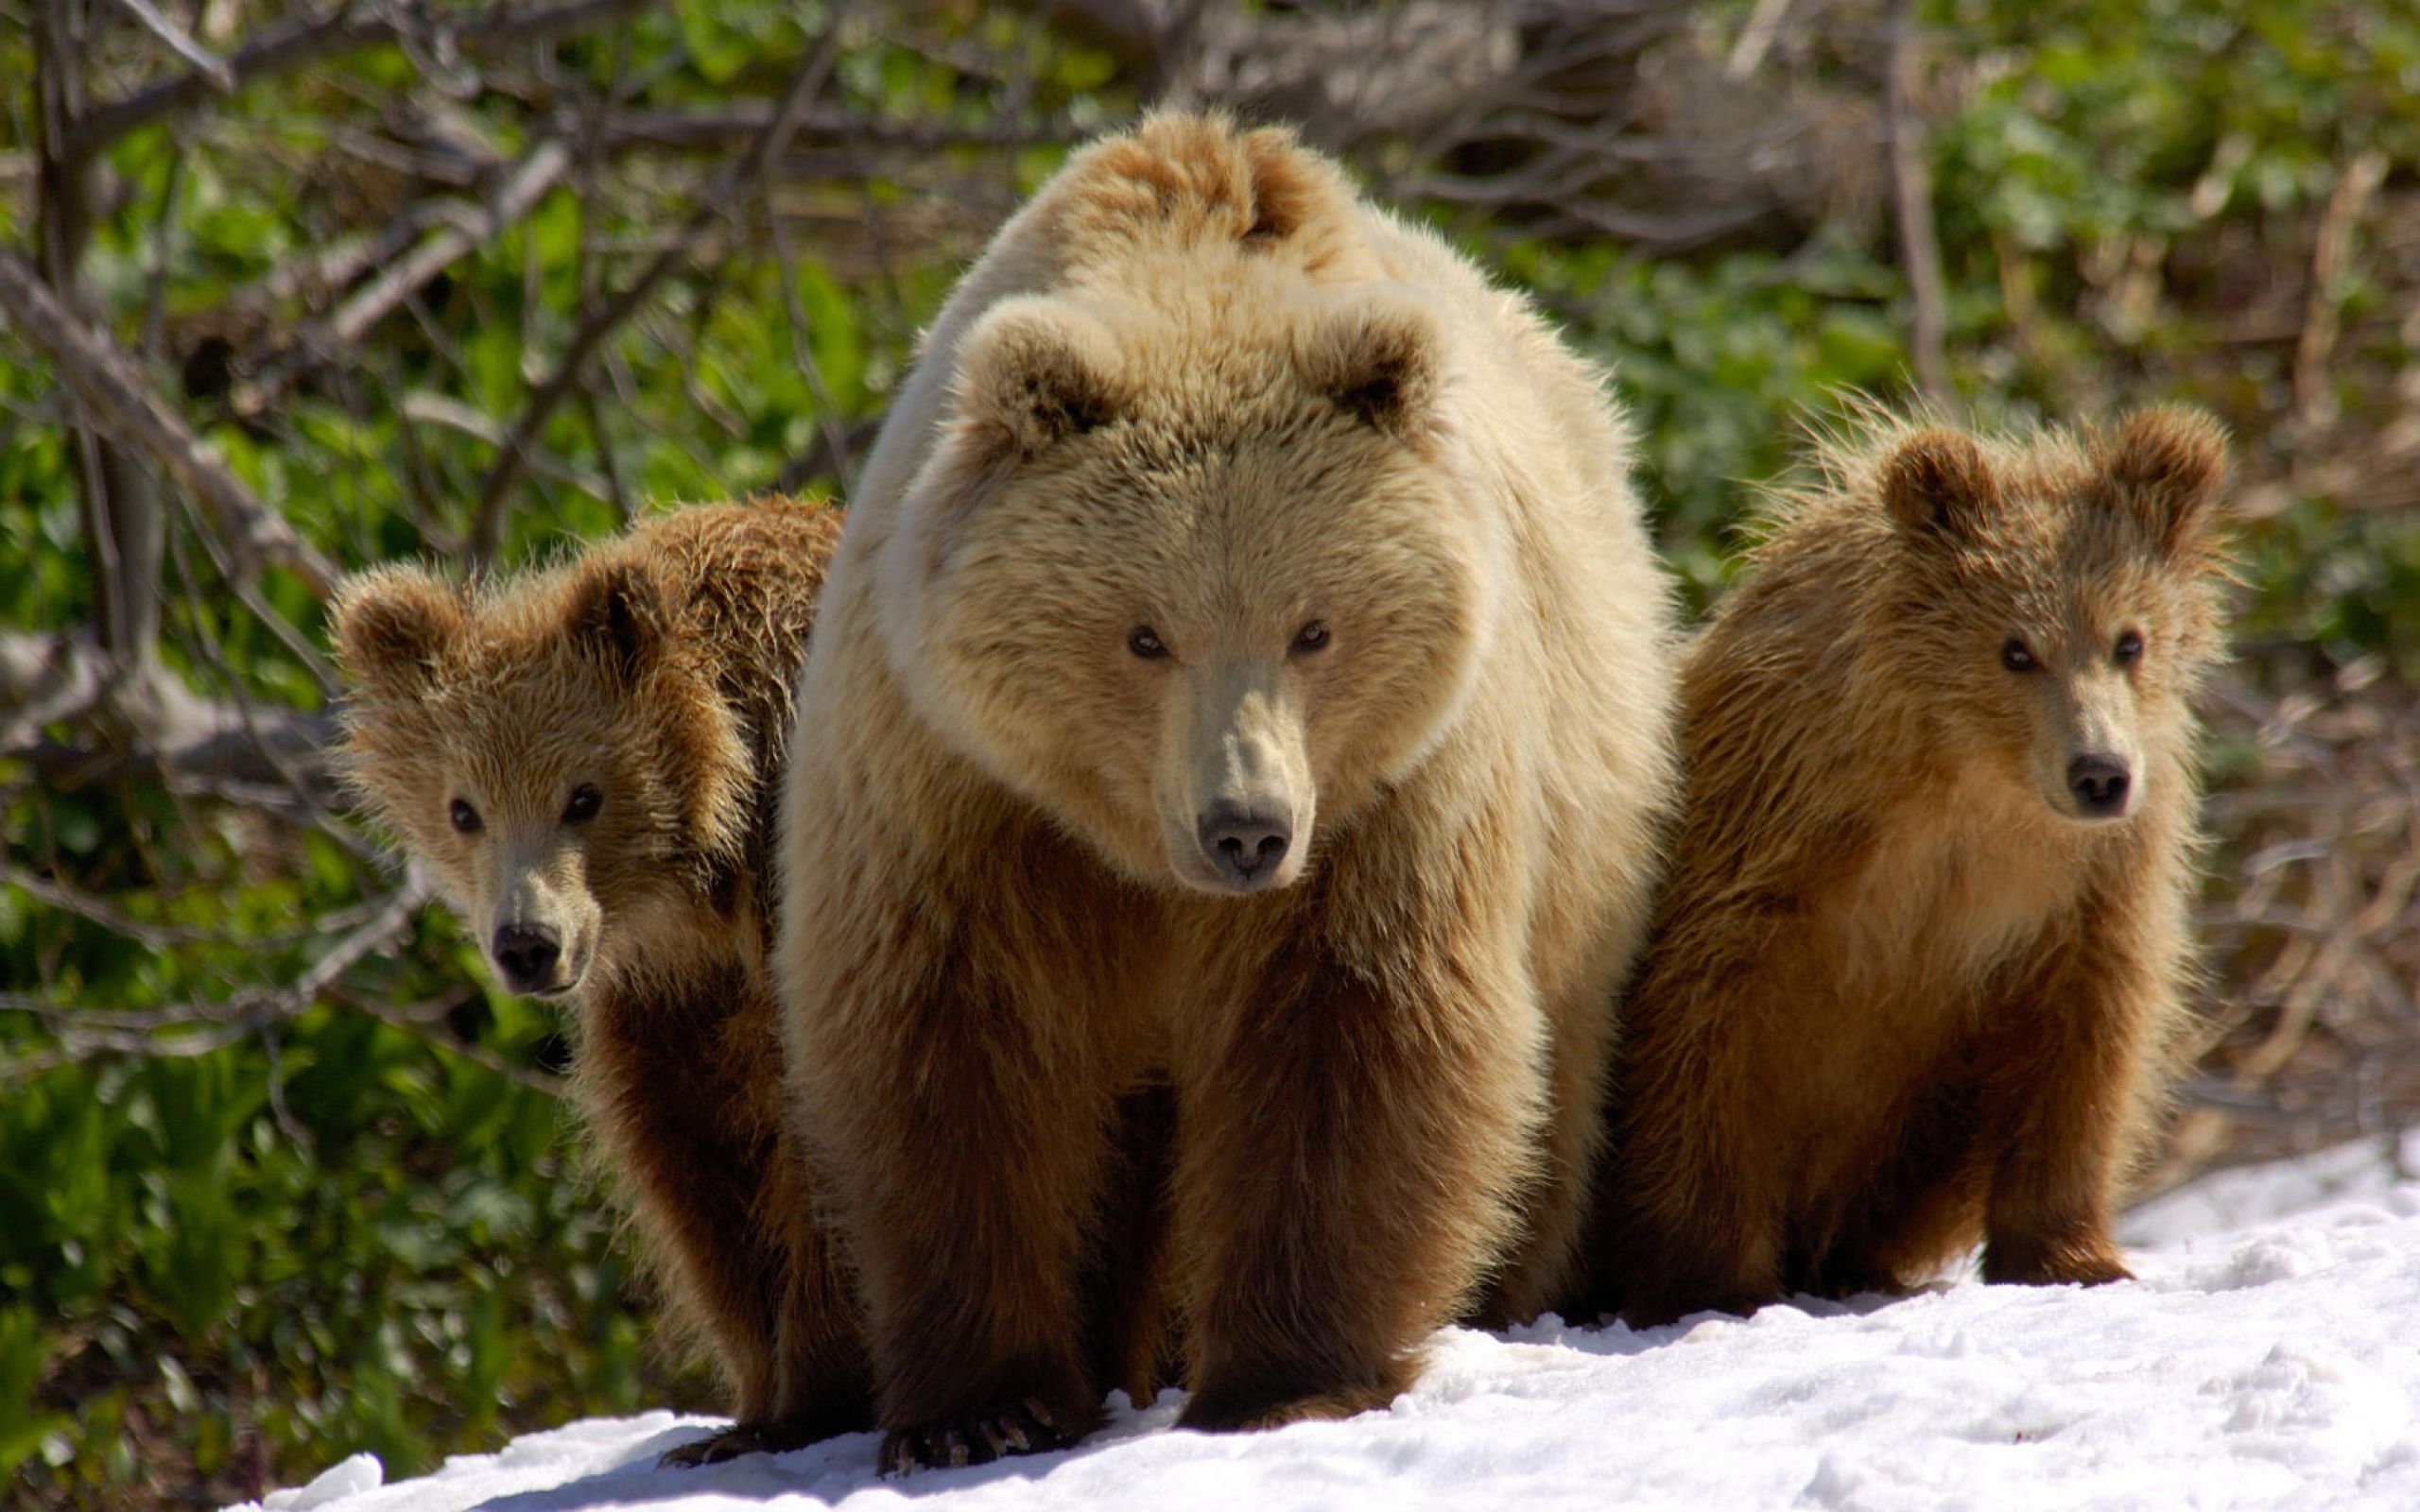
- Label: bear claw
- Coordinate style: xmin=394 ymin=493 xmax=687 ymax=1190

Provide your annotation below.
xmin=659 ymin=1418 xmax=831 ymax=1469
xmin=878 ymin=1399 xmax=1080 ymax=1475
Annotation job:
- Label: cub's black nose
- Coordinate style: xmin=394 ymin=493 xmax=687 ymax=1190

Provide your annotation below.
xmin=1197 ymin=803 xmax=1291 ymax=888
xmin=493 ymin=921 xmax=562 ymax=990
xmin=2066 ymin=754 xmax=2133 ymax=817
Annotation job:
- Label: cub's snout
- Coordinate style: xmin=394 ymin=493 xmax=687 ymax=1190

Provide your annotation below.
xmin=492 ymin=919 xmax=568 ymax=994
xmin=2065 ymin=752 xmax=2134 ymax=820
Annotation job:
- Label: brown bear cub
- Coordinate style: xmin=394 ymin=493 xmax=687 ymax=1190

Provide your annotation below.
xmin=778 ymin=112 xmax=1676 ymax=1472
xmin=332 ymin=500 xmax=872 ymax=1465
xmin=1585 ymin=406 xmax=2230 ymax=1328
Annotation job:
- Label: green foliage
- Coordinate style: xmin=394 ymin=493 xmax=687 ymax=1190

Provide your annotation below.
xmin=3 ymin=2 xmax=2416 ymax=1507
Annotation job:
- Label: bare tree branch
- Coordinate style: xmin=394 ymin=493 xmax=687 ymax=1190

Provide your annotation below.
xmin=1886 ymin=0 xmax=1950 ymax=408
xmin=104 ymin=0 xmax=239 ymax=94
xmin=468 ymin=21 xmax=846 ymax=556
xmin=320 ymin=137 xmax=573 ymax=350
xmin=2293 ymin=149 xmax=2388 ymax=432
xmin=0 ymin=248 xmax=342 ymax=595
xmin=37 ymin=0 xmax=169 ymax=678
xmin=0 ymin=879 xmax=433 ymax=1077
xmin=405 ymin=389 xmax=615 ymax=503
xmin=1726 ymin=0 xmax=1795 ymax=78
xmin=60 ymin=0 xmax=658 ymax=164
xmin=0 ymin=630 xmax=337 ymax=789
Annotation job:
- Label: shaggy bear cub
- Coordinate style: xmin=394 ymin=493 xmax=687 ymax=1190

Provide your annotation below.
xmin=1587 ymin=406 xmax=2230 ymax=1327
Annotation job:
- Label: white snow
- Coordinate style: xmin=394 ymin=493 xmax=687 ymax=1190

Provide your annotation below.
xmin=231 ymin=1134 xmax=2420 ymax=1512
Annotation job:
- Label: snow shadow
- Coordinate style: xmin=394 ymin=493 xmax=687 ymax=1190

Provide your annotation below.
xmin=470 ymin=1403 xmax=1169 ymax=1511
xmin=1517 ymin=1286 xmax=1944 ymax=1360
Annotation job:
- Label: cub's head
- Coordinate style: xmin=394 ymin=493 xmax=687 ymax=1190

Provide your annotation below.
xmin=878 ymin=283 xmax=1506 ymax=895
xmin=1872 ymin=406 xmax=2230 ymax=825
xmin=333 ymin=556 xmax=751 ymax=996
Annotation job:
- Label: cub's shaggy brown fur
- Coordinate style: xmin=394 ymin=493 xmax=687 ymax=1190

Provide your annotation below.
xmin=1587 ymin=407 xmax=2231 ymax=1327
xmin=333 ymin=500 xmax=871 ymax=1463
xmin=778 ymin=113 xmax=1676 ymax=1470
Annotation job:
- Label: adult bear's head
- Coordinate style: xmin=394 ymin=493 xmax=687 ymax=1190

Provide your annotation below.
xmin=877 ymin=280 xmax=1511 ymax=895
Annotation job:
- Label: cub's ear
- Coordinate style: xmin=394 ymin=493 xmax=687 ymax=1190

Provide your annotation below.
xmin=1295 ymin=289 xmax=1442 ymax=443
xmin=332 ymin=565 xmax=464 ymax=699
xmin=953 ymin=296 xmax=1129 ymax=460
xmin=1879 ymin=427 xmax=1998 ymax=540
xmin=567 ymin=560 xmax=668 ymax=683
xmin=2106 ymin=405 xmax=2229 ymax=556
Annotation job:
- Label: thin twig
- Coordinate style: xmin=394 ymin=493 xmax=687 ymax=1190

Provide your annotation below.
xmin=467 ymin=21 xmax=846 ymax=557
xmin=0 ymin=248 xmax=340 ymax=594
xmin=1724 ymin=0 xmax=1794 ymax=78
xmin=103 ymin=0 xmax=237 ymax=94
xmin=403 ymin=390 xmax=615 ymax=504
xmin=0 ymin=880 xmax=430 ymax=1075
xmin=2292 ymin=149 xmax=2388 ymax=431
xmin=321 ymin=137 xmax=573 ymax=349
xmin=61 ymin=0 xmax=656 ymax=164
xmin=1886 ymin=0 xmax=1950 ymax=408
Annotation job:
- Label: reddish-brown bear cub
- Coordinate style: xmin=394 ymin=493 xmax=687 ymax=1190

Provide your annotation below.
xmin=333 ymin=501 xmax=870 ymax=1465
xmin=1586 ymin=406 xmax=2230 ymax=1327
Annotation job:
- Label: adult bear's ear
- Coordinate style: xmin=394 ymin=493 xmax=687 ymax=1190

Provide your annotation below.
xmin=568 ymin=560 xmax=668 ymax=683
xmin=333 ymin=565 xmax=464 ymax=699
xmin=952 ymin=296 xmax=1130 ymax=461
xmin=1879 ymin=427 xmax=1998 ymax=541
xmin=1295 ymin=288 xmax=1443 ymax=445
xmin=2106 ymin=404 xmax=2229 ymax=558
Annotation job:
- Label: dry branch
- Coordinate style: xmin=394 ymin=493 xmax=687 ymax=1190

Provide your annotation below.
xmin=468 ymin=24 xmax=845 ymax=555
xmin=2292 ymin=149 xmax=2388 ymax=431
xmin=0 ymin=630 xmax=337 ymax=789
xmin=104 ymin=0 xmax=239 ymax=94
xmin=60 ymin=0 xmax=657 ymax=164
xmin=0 ymin=879 xmax=433 ymax=1078
xmin=320 ymin=137 xmax=573 ymax=350
xmin=1886 ymin=0 xmax=1950 ymax=408
xmin=0 ymin=249 xmax=341 ymax=595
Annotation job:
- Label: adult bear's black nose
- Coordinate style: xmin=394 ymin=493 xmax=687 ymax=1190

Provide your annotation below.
xmin=493 ymin=921 xmax=563 ymax=990
xmin=1197 ymin=803 xmax=1291 ymax=889
xmin=2066 ymin=754 xmax=2133 ymax=818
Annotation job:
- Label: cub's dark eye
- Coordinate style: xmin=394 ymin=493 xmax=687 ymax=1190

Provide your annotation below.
xmin=449 ymin=799 xmax=482 ymax=833
xmin=1128 ymin=627 xmax=1169 ymax=661
xmin=2001 ymin=638 xmax=2038 ymax=673
xmin=1291 ymin=620 xmax=1331 ymax=654
xmin=563 ymin=784 xmax=603 ymax=823
xmin=2113 ymin=629 xmax=2144 ymax=665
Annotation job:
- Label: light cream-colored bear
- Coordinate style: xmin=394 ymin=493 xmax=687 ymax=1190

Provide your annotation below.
xmin=775 ymin=112 xmax=1677 ymax=1470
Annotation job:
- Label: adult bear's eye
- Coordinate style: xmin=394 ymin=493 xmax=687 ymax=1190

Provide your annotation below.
xmin=2000 ymin=638 xmax=2038 ymax=673
xmin=1128 ymin=627 xmax=1170 ymax=661
xmin=449 ymin=798 xmax=482 ymax=833
xmin=563 ymin=784 xmax=603 ymax=823
xmin=2113 ymin=629 xmax=2144 ymax=665
xmin=1292 ymin=620 xmax=1331 ymax=654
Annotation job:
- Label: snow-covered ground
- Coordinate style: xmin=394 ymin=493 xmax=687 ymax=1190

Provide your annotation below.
xmin=241 ymin=1133 xmax=2420 ymax=1512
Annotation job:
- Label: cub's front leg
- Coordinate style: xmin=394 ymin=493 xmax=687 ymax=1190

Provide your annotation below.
xmin=1589 ymin=951 xmax=1793 ymax=1329
xmin=1977 ymin=915 xmax=2169 ymax=1290
xmin=1170 ymin=890 xmax=1544 ymax=1433
xmin=578 ymin=964 xmax=871 ymax=1468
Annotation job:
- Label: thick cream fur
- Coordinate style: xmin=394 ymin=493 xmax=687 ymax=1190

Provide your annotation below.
xmin=775 ymin=113 xmax=1677 ymax=1456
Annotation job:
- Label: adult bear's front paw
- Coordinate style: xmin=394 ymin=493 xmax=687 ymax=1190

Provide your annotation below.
xmin=877 ymin=1395 xmax=1093 ymax=1474
xmin=1178 ymin=1375 xmax=1401 ymax=1434
xmin=659 ymin=1414 xmax=842 ymax=1469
